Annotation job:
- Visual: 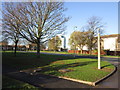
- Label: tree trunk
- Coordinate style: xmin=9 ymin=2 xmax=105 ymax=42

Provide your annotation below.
xmin=37 ymin=39 xmax=40 ymax=58
xmin=88 ymin=48 xmax=92 ymax=55
xmin=89 ymin=49 xmax=92 ymax=55
xmin=14 ymin=40 xmax=18 ymax=57
xmin=80 ymin=46 xmax=83 ymax=54
xmin=81 ymin=50 xmax=82 ymax=54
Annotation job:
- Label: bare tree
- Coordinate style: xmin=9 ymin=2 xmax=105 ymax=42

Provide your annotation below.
xmin=2 ymin=29 xmax=21 ymax=56
xmin=69 ymin=31 xmax=77 ymax=50
xmin=2 ymin=3 xmax=22 ymax=56
xmin=48 ymin=36 xmax=61 ymax=51
xmin=40 ymin=43 xmax=46 ymax=51
xmin=2 ymin=2 xmax=69 ymax=57
xmin=69 ymin=31 xmax=87 ymax=54
xmin=2 ymin=2 xmax=68 ymax=56
xmin=85 ymin=16 xmax=105 ymax=55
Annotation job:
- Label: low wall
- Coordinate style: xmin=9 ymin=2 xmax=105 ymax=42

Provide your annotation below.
xmin=68 ymin=50 xmax=120 ymax=56
xmin=68 ymin=50 xmax=106 ymax=55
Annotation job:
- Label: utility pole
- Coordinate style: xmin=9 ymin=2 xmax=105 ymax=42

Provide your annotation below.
xmin=73 ymin=26 xmax=77 ymax=57
xmin=98 ymin=28 xmax=101 ymax=69
xmin=55 ymin=36 xmax=56 ymax=51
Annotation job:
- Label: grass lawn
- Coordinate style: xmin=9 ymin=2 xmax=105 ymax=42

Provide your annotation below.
xmin=2 ymin=52 xmax=75 ymax=70
xmin=3 ymin=52 xmax=114 ymax=82
xmin=41 ymin=50 xmax=73 ymax=54
xmin=39 ymin=58 xmax=114 ymax=82
xmin=102 ymin=55 xmax=120 ymax=58
xmin=2 ymin=75 xmax=39 ymax=89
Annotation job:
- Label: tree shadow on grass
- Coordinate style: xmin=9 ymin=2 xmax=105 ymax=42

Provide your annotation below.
xmin=40 ymin=61 xmax=97 ymax=74
xmin=3 ymin=52 xmax=80 ymax=70
xmin=3 ymin=52 xmax=97 ymax=70
xmin=101 ymin=64 xmax=112 ymax=69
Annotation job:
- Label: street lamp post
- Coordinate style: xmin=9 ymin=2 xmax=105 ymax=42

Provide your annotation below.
xmin=98 ymin=28 xmax=101 ymax=69
xmin=73 ymin=26 xmax=77 ymax=57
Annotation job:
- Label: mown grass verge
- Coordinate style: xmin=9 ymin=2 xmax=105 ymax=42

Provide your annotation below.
xmin=2 ymin=52 xmax=114 ymax=82
xmin=2 ymin=75 xmax=39 ymax=89
xmin=38 ymin=58 xmax=114 ymax=82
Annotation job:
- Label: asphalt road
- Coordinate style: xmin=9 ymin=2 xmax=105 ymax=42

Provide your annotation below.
xmin=94 ymin=57 xmax=119 ymax=88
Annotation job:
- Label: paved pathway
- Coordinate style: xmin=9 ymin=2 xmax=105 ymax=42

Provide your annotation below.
xmin=3 ymin=65 xmax=92 ymax=88
xmin=3 ymin=53 xmax=119 ymax=88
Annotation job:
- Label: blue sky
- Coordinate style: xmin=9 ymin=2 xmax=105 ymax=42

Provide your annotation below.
xmin=0 ymin=2 xmax=118 ymax=47
xmin=64 ymin=2 xmax=118 ymax=48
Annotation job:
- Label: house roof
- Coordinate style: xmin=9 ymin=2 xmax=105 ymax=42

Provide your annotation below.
xmin=0 ymin=42 xmax=8 ymax=46
xmin=27 ymin=43 xmax=37 ymax=46
xmin=101 ymin=34 xmax=120 ymax=38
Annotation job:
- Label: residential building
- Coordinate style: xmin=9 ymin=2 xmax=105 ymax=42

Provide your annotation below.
xmin=57 ymin=35 xmax=66 ymax=49
xmin=101 ymin=34 xmax=120 ymax=51
xmin=26 ymin=43 xmax=37 ymax=50
xmin=47 ymin=35 xmax=67 ymax=51
xmin=68 ymin=34 xmax=120 ymax=55
xmin=74 ymin=34 xmax=120 ymax=51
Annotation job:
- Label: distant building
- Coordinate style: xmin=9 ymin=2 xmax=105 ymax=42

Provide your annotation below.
xmin=59 ymin=35 xmax=66 ymax=49
xmin=26 ymin=43 xmax=37 ymax=50
xmin=57 ymin=35 xmax=67 ymax=51
xmin=68 ymin=34 xmax=120 ymax=55
xmin=26 ymin=43 xmax=46 ymax=51
xmin=0 ymin=42 xmax=8 ymax=46
xmin=0 ymin=40 xmax=9 ymax=50
xmin=72 ymin=34 xmax=120 ymax=52
xmin=0 ymin=41 xmax=26 ymax=51
xmin=101 ymin=34 xmax=120 ymax=51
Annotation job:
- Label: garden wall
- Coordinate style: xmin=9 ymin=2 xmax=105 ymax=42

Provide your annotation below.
xmin=68 ymin=50 xmax=106 ymax=55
